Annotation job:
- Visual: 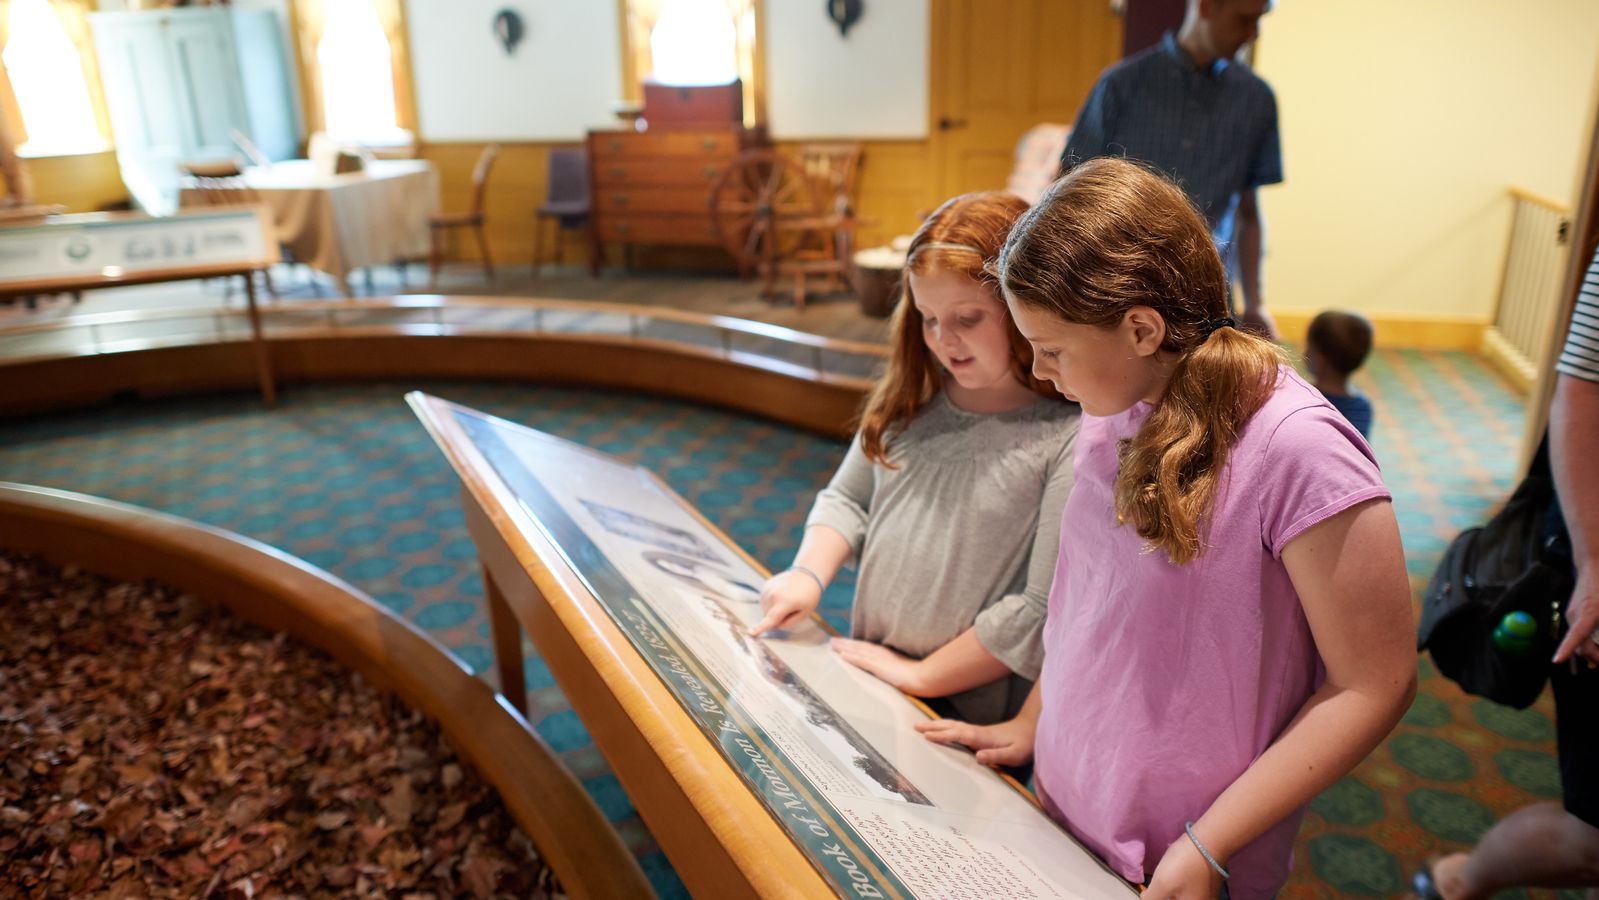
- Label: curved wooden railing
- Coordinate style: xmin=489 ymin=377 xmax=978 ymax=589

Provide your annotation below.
xmin=0 ymin=482 xmax=652 ymax=900
xmin=0 ymin=295 xmax=888 ymax=360
xmin=0 ymin=295 xmax=886 ymax=436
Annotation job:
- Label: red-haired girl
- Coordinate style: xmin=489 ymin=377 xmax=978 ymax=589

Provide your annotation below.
xmin=749 ymin=191 xmax=1080 ymax=727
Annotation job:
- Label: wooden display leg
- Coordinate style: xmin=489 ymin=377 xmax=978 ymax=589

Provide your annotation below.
xmin=242 ymin=274 xmax=277 ymax=407
xmin=531 ymin=216 xmax=545 ymax=276
xmin=485 ymin=565 xmax=528 ymax=715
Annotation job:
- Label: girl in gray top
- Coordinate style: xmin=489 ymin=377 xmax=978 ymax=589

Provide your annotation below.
xmin=749 ymin=192 xmax=1080 ymax=725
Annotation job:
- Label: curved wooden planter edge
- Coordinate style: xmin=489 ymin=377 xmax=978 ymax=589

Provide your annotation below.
xmin=0 ymin=482 xmax=653 ymax=900
xmin=0 ymin=330 xmax=873 ymax=440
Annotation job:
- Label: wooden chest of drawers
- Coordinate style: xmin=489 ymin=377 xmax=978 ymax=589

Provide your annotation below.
xmin=586 ymin=127 xmax=762 ymax=266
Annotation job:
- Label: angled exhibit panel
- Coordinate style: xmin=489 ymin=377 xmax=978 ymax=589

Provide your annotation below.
xmin=410 ymin=391 xmax=1138 ymax=900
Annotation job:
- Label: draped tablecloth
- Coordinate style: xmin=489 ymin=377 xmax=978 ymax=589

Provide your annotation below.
xmin=181 ymin=159 xmax=439 ymax=296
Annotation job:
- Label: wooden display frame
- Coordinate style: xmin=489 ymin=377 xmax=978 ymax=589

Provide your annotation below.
xmin=411 ymin=391 xmax=830 ymax=898
xmin=0 ymin=208 xmax=281 ymax=405
xmin=409 ymin=393 xmax=1139 ymax=900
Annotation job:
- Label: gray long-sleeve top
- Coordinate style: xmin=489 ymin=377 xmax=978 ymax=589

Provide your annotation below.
xmin=806 ymin=391 xmax=1079 ymax=724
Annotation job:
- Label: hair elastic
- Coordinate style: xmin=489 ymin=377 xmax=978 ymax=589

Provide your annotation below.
xmin=1203 ymin=316 xmax=1238 ymax=337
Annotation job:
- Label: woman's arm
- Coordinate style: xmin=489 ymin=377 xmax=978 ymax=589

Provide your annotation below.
xmin=1145 ymin=497 xmax=1416 ymax=897
xmin=1551 ymin=372 xmax=1599 ymax=665
xmin=1234 ymin=190 xmax=1278 ymax=340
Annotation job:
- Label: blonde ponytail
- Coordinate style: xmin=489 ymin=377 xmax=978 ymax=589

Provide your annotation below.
xmin=1115 ymin=326 xmax=1283 ymax=563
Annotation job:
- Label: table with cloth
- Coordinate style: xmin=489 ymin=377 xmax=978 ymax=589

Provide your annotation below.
xmin=181 ymin=159 xmax=438 ymax=297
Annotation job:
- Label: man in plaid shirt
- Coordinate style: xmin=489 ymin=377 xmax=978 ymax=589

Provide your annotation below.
xmin=1061 ymin=0 xmax=1281 ymax=338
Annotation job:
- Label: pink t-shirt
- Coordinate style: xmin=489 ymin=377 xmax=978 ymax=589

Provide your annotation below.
xmin=1033 ymin=367 xmax=1389 ymax=899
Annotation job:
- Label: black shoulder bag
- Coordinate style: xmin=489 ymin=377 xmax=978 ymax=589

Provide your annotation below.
xmin=1416 ymin=439 xmax=1572 ymax=709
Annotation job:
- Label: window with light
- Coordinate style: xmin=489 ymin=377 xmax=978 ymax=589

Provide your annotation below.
xmin=2 ymin=0 xmax=104 ymax=155
xmin=315 ymin=0 xmax=404 ymax=143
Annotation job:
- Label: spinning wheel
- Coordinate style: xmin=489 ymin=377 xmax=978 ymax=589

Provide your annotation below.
xmin=710 ymin=146 xmax=863 ymax=308
xmin=709 ymin=150 xmax=819 ymax=276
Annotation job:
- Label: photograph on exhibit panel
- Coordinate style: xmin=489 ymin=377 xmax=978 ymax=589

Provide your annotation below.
xmin=410 ymin=393 xmax=1137 ymax=900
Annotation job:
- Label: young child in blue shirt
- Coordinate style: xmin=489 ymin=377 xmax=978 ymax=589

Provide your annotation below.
xmin=1306 ymin=310 xmax=1375 ymax=438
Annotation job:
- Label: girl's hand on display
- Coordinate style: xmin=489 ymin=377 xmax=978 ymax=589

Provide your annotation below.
xmin=1143 ymin=831 xmax=1225 ymax=900
xmin=913 ymin=715 xmax=1035 ymax=767
xmin=829 ymin=638 xmax=927 ymax=695
xmin=748 ymin=570 xmax=822 ymax=637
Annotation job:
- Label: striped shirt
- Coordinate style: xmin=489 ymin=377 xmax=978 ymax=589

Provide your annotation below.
xmin=1557 ymin=246 xmax=1599 ymax=384
xmin=1061 ymin=31 xmax=1282 ymax=249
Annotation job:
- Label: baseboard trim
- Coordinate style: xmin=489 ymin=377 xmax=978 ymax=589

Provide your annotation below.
xmin=1271 ymin=308 xmax=1490 ymax=351
xmin=1479 ymin=327 xmax=1538 ymax=393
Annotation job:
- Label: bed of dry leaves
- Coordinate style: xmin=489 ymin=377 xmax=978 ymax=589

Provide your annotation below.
xmin=0 ymin=551 xmax=563 ymax=899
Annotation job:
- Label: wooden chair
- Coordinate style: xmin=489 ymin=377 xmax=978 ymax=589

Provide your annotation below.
xmin=429 ymin=144 xmax=499 ymax=285
xmin=180 ymin=159 xmax=278 ymax=299
xmin=531 ymin=147 xmax=591 ymax=276
xmin=774 ymin=143 xmax=865 ymax=308
xmin=228 ymin=129 xmax=272 ymax=168
xmin=803 ymin=141 xmax=864 ymax=236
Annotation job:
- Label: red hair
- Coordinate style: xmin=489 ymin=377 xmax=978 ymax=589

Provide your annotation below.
xmin=858 ymin=191 xmax=1056 ymax=465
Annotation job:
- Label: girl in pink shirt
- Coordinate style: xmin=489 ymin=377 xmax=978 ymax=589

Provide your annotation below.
xmin=917 ymin=158 xmax=1417 ymax=899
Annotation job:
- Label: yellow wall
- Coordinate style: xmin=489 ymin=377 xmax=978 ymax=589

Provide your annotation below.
xmin=24 ymin=151 xmax=128 ymax=213
xmin=1254 ymin=1 xmax=1599 ymax=328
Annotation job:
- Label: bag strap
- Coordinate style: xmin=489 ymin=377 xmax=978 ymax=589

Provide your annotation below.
xmin=1529 ymin=432 xmax=1553 ymax=484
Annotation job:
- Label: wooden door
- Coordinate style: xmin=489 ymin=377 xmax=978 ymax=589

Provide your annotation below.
xmin=930 ymin=0 xmax=1121 ymax=201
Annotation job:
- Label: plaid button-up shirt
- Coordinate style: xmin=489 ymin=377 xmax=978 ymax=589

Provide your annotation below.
xmin=1061 ymin=32 xmax=1283 ymax=251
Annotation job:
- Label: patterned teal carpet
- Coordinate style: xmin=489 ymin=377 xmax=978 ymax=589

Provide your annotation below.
xmin=0 ymin=350 xmax=1582 ymax=899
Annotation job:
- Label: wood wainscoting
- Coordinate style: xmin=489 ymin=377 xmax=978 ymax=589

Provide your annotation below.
xmin=420 ymin=139 xmax=942 ymax=272
xmin=23 ymin=150 xmax=128 ymax=212
xmin=419 ymin=142 xmax=582 ymax=271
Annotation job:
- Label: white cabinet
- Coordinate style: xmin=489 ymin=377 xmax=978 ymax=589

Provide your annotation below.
xmin=90 ymin=8 xmax=299 ymax=215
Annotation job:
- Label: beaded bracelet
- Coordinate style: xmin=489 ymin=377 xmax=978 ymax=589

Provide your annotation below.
xmin=785 ymin=564 xmax=825 ymax=593
xmin=1185 ymin=822 xmax=1230 ymax=881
